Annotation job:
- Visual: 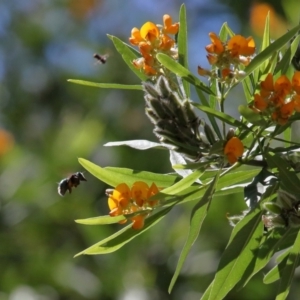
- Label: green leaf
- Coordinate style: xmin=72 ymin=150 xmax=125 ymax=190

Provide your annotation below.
xmin=283 ymin=126 xmax=292 ymax=148
xmin=241 ymin=75 xmax=254 ymax=103
xmin=161 ymin=169 xmax=203 ymax=195
xmin=238 ymin=105 xmax=267 ymax=126
xmin=75 ymin=204 xmax=175 ymax=256
xmin=263 ymin=202 xmax=282 ymax=214
xmin=192 ymin=103 xmax=249 ymax=131
xmin=168 ymin=171 xmax=220 ymax=293
xmin=264 ymin=255 xmax=289 ymax=284
xmin=75 ymin=215 xmax=125 ymax=225
xmin=236 ymin=227 xmax=294 ymax=290
xmin=107 ymin=34 xmax=148 ymax=80
xmin=195 ymin=87 xmax=222 ymax=140
xmin=104 ymin=140 xmax=165 ymax=150
xmin=201 ymin=281 xmax=213 ymax=300
xmin=254 ymin=12 xmax=270 ymax=81
xmin=208 ymin=207 xmax=264 ymax=300
xmin=177 ymin=4 xmax=190 ymax=98
xmin=275 ymin=230 xmax=300 ymax=300
xmin=264 ymin=230 xmax=299 ymax=284
xmin=244 ymin=23 xmax=300 ymax=77
xmin=67 ymin=79 xmax=143 ymax=90
xmin=172 ymin=160 xmax=211 ymax=170
xmin=78 ymin=158 xmax=179 ymax=188
xmin=265 ymin=152 xmax=300 ymax=195
xmin=152 ymin=167 xmax=260 ymax=206
xmin=275 ymin=34 xmax=300 ymax=75
xmin=156 ymin=53 xmax=214 ymax=95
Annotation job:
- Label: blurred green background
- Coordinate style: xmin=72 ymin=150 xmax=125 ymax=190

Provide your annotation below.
xmin=1 ymin=1 xmax=299 ymax=299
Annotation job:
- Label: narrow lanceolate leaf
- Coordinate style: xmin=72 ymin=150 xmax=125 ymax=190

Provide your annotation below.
xmin=236 ymin=228 xmax=292 ymax=289
xmin=75 ymin=204 xmax=175 ymax=256
xmin=156 ymin=53 xmax=214 ymax=95
xmin=275 ymin=230 xmax=300 ymax=300
xmin=168 ymin=172 xmax=220 ymax=293
xmin=201 ymin=280 xmax=213 ymax=300
xmin=67 ymin=80 xmax=143 ymax=90
xmin=192 ymin=103 xmax=249 ymax=131
xmin=75 ymin=215 xmax=125 ymax=225
xmin=264 ymin=230 xmax=299 ymax=285
xmin=275 ymin=35 xmax=300 ymax=76
xmin=244 ymin=23 xmax=300 ymax=77
xmin=238 ymin=105 xmax=267 ymax=126
xmin=194 ymin=86 xmax=222 ymax=139
xmin=241 ymin=75 xmax=253 ymax=103
xmin=177 ymin=4 xmax=190 ymax=98
xmin=265 ymin=153 xmax=300 ymax=195
xmin=208 ymin=207 xmax=264 ymax=300
xmin=254 ymin=12 xmax=270 ymax=82
xmin=264 ymin=255 xmax=289 ymax=285
xmin=162 ymin=168 xmax=203 ymax=195
xmin=107 ymin=34 xmax=148 ymax=81
xmin=78 ymin=158 xmax=179 ymax=188
xmin=104 ymin=140 xmax=166 ymax=150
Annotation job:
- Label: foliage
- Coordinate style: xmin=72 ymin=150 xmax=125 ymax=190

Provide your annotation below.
xmin=68 ymin=4 xmax=300 ymax=300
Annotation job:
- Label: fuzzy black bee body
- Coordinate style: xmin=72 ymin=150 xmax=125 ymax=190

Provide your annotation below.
xmin=57 ymin=172 xmax=87 ymax=196
xmin=93 ymin=53 xmax=108 ymax=64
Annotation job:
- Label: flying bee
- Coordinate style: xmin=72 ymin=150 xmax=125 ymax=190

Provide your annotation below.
xmin=57 ymin=172 xmax=87 ymax=196
xmin=93 ymin=53 xmax=108 ymax=64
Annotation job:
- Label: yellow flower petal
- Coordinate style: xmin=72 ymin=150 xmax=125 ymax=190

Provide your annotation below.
xmin=140 ymin=22 xmax=159 ymax=41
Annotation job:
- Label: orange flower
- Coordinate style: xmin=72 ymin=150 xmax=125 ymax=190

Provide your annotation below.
xmin=131 ymin=181 xmax=149 ymax=206
xmin=227 ymin=35 xmax=255 ymax=57
xmin=224 ymin=137 xmax=244 ymax=164
xmin=203 ymin=32 xmax=255 ymax=81
xmin=249 ymin=71 xmax=300 ymax=124
xmin=129 ymin=27 xmax=143 ymax=45
xmin=163 ymin=14 xmax=179 ymax=35
xmin=253 ymin=93 xmax=268 ymax=111
xmin=108 ymin=183 xmax=130 ymax=211
xmin=107 ymin=181 xmax=160 ymax=229
xmin=293 ymin=94 xmax=300 ymax=112
xmin=280 ymin=101 xmax=295 ymax=118
xmin=159 ymin=34 xmax=175 ymax=51
xmin=140 ymin=22 xmax=160 ymax=42
xmin=129 ymin=14 xmax=179 ymax=76
xmin=260 ymin=73 xmax=274 ymax=97
xmin=198 ymin=66 xmax=211 ymax=77
xmin=143 ymin=63 xmax=157 ymax=75
xmin=206 ymin=54 xmax=218 ymax=65
xmin=206 ymin=32 xmax=224 ymax=55
xmin=221 ymin=68 xmax=232 ymax=79
xmin=292 ymin=71 xmax=300 ymax=94
xmin=147 ymin=183 xmax=160 ymax=207
xmin=272 ymin=101 xmax=295 ymax=125
xmin=131 ymin=214 xmax=146 ymax=230
xmin=274 ymin=75 xmax=292 ymax=96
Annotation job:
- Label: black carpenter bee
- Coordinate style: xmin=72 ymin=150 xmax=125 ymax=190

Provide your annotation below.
xmin=57 ymin=172 xmax=87 ymax=196
xmin=93 ymin=53 xmax=108 ymax=64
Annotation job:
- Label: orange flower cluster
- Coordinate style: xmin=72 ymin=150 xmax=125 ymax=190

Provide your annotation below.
xmin=129 ymin=15 xmax=179 ymax=76
xmin=108 ymin=181 xmax=160 ymax=230
xmin=224 ymin=136 xmax=244 ymax=164
xmin=198 ymin=32 xmax=255 ymax=81
xmin=252 ymin=72 xmax=300 ymax=125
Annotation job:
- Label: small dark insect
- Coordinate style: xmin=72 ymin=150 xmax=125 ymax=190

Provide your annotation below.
xmin=93 ymin=53 xmax=108 ymax=64
xmin=57 ymin=172 xmax=87 ymax=196
xmin=292 ymin=43 xmax=300 ymax=71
